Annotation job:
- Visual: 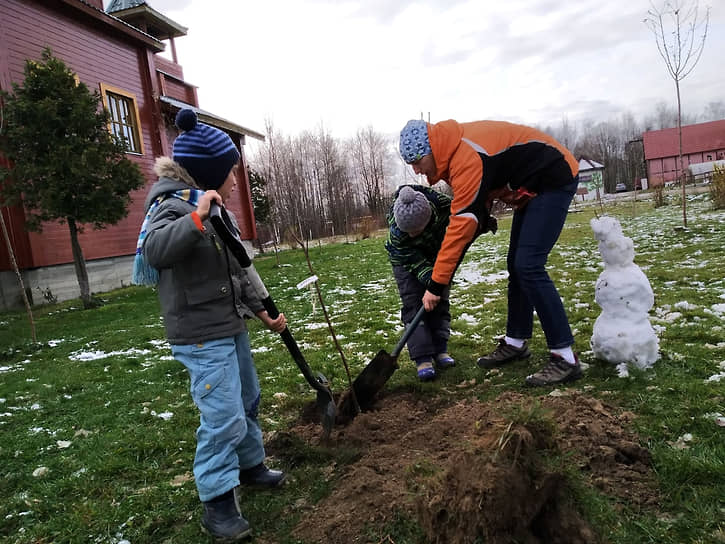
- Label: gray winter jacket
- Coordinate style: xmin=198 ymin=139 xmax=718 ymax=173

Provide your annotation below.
xmin=142 ymin=158 xmax=265 ymax=345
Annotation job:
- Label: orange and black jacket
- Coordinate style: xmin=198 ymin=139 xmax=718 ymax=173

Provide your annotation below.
xmin=426 ymin=119 xmax=579 ymax=296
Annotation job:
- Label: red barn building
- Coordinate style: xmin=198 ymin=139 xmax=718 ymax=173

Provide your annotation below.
xmin=642 ymin=119 xmax=725 ymax=186
xmin=0 ymin=0 xmax=263 ymax=309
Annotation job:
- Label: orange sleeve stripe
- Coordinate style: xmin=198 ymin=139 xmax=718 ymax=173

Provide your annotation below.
xmin=190 ymin=211 xmax=205 ymax=232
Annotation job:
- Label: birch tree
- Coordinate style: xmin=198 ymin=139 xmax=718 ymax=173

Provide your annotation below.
xmin=645 ymin=0 xmax=710 ymax=227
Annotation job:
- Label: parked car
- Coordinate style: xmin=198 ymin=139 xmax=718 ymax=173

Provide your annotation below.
xmin=615 ymin=183 xmax=627 ymax=192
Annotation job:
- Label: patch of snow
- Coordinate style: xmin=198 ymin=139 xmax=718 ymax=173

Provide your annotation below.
xmin=305 ymin=322 xmax=328 ymax=330
xmin=455 ymin=262 xmax=508 ymax=285
xmin=68 ymin=348 xmax=151 ymax=361
xmin=457 ymin=313 xmax=478 ymax=325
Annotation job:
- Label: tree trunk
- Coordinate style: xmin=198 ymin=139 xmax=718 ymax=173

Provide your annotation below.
xmin=67 ymin=217 xmax=96 ymax=309
xmin=676 ymin=79 xmax=687 ymax=227
xmin=0 ymin=207 xmax=36 ymax=341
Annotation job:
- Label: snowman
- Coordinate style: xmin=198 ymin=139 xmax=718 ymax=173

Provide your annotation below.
xmin=590 ymin=216 xmax=659 ymax=376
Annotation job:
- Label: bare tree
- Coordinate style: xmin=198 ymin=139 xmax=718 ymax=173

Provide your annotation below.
xmin=548 ymin=116 xmax=578 ymax=151
xmin=0 ymin=102 xmax=36 ymax=339
xmin=576 ymin=120 xmax=622 ymax=192
xmin=645 ymin=0 xmax=710 ymax=227
xmin=701 ymin=100 xmax=725 ymax=123
xmin=349 ymin=126 xmax=391 ymax=221
xmin=255 ymin=120 xmax=367 ymax=243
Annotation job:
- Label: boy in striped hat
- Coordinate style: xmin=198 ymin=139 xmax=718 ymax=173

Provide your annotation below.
xmin=133 ymin=109 xmax=286 ymax=541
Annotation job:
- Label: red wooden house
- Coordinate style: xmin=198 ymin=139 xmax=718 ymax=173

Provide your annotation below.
xmin=0 ymin=0 xmax=264 ymax=310
xmin=642 ymin=119 xmax=725 ymax=186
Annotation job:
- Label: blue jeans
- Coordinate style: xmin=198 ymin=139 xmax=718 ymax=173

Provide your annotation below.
xmin=506 ymin=180 xmax=577 ymax=349
xmin=392 ymin=265 xmax=450 ymax=362
xmin=172 ymin=333 xmax=265 ymax=502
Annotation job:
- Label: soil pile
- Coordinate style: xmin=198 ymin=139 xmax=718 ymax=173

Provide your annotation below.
xmin=271 ymin=390 xmax=657 ymax=544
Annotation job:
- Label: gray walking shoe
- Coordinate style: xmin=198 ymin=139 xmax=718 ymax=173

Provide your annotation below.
xmin=525 ymin=353 xmax=582 ymax=387
xmin=477 ymin=338 xmax=531 ymax=369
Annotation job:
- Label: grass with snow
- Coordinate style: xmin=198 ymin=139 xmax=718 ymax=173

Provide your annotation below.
xmin=0 ymin=193 xmax=724 ymax=543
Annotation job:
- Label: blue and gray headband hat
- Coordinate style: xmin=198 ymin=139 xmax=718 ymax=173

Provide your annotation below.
xmin=172 ymin=109 xmax=240 ymax=190
xmin=399 ymin=119 xmax=432 ymax=164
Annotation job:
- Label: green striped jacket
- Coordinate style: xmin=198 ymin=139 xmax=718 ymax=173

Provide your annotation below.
xmin=385 ymin=185 xmax=451 ymax=285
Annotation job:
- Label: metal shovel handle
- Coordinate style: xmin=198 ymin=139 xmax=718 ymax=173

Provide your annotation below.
xmin=390 ymin=306 xmax=427 ymax=358
xmin=208 ymin=203 xmax=332 ymax=396
xmin=260 ymin=296 xmax=332 ymax=393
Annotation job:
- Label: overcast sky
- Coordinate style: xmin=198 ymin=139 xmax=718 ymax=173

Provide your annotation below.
xmin=125 ymin=0 xmax=724 ymax=140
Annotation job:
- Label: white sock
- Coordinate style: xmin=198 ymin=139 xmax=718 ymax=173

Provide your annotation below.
xmin=551 ymin=347 xmax=576 ymax=365
xmin=504 ymin=336 xmax=525 ymax=348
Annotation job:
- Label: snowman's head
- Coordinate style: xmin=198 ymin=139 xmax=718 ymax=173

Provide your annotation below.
xmin=591 ymin=216 xmax=635 ymax=267
xmin=590 ymin=216 xmax=622 ymax=241
xmin=601 ymin=235 xmax=635 ymax=267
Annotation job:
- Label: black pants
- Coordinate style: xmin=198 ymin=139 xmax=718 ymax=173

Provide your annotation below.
xmin=392 ymin=265 xmax=451 ymax=362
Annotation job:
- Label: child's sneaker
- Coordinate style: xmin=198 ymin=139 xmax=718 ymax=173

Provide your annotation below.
xmin=416 ymin=360 xmax=436 ymax=381
xmin=435 ymin=353 xmax=455 ymax=369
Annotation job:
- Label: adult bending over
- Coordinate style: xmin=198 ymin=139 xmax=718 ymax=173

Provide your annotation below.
xmin=398 ymin=118 xmax=581 ymax=387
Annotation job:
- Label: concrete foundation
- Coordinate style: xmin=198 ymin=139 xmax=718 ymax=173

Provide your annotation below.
xmin=0 ymin=255 xmax=134 ymax=311
xmin=0 ymin=239 xmax=259 ymax=311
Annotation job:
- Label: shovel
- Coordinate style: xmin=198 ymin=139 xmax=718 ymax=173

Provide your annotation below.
xmin=208 ymin=203 xmax=336 ymax=440
xmin=338 ymin=306 xmax=426 ymax=418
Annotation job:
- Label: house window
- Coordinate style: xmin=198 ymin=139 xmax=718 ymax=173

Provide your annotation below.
xmin=99 ymin=83 xmax=144 ymax=154
xmin=707 ymin=154 xmax=713 ymax=160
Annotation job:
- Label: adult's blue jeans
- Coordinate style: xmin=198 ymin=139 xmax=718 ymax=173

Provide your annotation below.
xmin=506 ymin=180 xmax=578 ymax=349
xmin=172 ymin=332 xmax=265 ymax=502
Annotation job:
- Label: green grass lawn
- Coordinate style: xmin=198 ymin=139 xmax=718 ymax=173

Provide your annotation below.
xmin=1 ymin=193 xmax=723 ymax=543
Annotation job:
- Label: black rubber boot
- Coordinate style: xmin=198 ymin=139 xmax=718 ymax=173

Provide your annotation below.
xmin=201 ymin=488 xmax=251 ymax=542
xmin=239 ymin=463 xmax=286 ymax=489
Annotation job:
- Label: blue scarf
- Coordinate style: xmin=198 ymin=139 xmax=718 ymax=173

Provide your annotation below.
xmin=131 ymin=189 xmax=205 ymax=286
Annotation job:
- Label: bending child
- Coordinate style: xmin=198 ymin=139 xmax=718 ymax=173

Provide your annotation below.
xmin=385 ymin=184 xmax=453 ymax=381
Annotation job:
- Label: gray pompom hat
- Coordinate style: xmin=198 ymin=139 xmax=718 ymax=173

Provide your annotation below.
xmin=393 ymin=186 xmax=432 ymax=233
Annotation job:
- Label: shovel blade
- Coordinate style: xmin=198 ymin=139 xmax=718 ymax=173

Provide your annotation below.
xmin=316 ymin=389 xmax=335 ymax=441
xmin=338 ymin=350 xmax=398 ymax=419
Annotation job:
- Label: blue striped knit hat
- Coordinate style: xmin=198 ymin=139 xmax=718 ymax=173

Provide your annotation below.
xmin=172 ymin=109 xmax=240 ymax=190
xmin=399 ymin=119 xmax=431 ymax=164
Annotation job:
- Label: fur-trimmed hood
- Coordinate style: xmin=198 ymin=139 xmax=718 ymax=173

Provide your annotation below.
xmin=143 ymin=157 xmax=200 ymax=211
xmin=153 ymin=156 xmax=198 ymax=187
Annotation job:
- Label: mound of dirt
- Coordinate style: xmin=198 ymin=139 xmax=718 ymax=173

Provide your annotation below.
xmin=270 ymin=390 xmax=657 ymax=544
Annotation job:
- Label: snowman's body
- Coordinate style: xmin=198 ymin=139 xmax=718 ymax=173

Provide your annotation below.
xmin=590 ymin=217 xmax=659 ymax=371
